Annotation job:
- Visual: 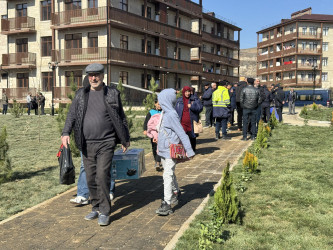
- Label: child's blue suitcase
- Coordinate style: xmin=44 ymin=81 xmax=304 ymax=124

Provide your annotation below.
xmin=112 ymin=148 xmax=145 ymax=180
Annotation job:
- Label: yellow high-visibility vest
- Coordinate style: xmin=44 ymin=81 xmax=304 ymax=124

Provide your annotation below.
xmin=212 ymin=86 xmax=230 ymax=107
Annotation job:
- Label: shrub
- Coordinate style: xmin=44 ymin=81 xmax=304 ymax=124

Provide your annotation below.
xmin=312 ymin=102 xmax=319 ymax=111
xmin=242 ymin=151 xmax=258 ymax=173
xmin=254 ymin=120 xmax=268 ymax=155
xmin=11 ymin=100 xmax=24 ymax=118
xmin=213 ymin=162 xmax=240 ymax=224
xmin=0 ymin=126 xmax=12 ymax=184
xmin=300 ymin=106 xmax=308 ymax=116
xmin=268 ymin=109 xmax=278 ymax=129
xmin=143 ymin=77 xmax=158 ymax=113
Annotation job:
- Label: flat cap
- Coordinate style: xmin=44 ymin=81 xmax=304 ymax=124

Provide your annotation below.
xmin=85 ymin=63 xmax=104 ymax=74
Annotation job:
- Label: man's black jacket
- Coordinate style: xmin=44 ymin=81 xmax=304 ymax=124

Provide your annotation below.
xmin=240 ymin=85 xmax=262 ymax=109
xmin=275 ymin=88 xmax=285 ymax=107
xmin=62 ymin=84 xmax=130 ymax=151
xmin=236 ymin=81 xmax=247 ymax=103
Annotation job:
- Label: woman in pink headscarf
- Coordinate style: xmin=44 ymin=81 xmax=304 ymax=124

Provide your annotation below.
xmin=175 ymin=86 xmax=203 ymax=152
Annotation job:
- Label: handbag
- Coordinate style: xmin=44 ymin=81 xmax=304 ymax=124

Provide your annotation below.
xmin=57 ymin=144 xmax=75 ymax=185
xmin=193 ymin=120 xmax=203 ymax=134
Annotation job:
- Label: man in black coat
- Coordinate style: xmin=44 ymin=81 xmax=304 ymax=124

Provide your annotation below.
xmin=261 ymin=85 xmax=273 ymax=122
xmin=240 ymin=78 xmax=262 ymax=140
xmin=235 ymin=77 xmax=247 ymax=131
xmin=201 ymin=82 xmax=214 ymax=127
xmin=61 ymin=63 xmax=130 ymax=226
xmin=274 ymin=85 xmax=285 ymax=122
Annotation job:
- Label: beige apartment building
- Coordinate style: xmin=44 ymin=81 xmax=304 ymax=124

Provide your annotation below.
xmin=257 ymin=7 xmax=333 ymax=89
xmin=0 ymin=0 xmax=240 ymax=107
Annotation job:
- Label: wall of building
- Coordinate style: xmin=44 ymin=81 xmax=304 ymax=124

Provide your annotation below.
xmin=322 ymin=23 xmax=333 ymax=89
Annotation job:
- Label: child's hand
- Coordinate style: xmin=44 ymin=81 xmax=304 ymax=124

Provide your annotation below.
xmin=153 ymin=138 xmax=158 ymax=143
xmin=188 ymin=104 xmax=191 ymax=108
xmin=143 ymin=131 xmax=147 ymax=135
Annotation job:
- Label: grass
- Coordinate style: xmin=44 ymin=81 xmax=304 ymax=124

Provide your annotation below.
xmin=299 ymin=107 xmax=333 ymax=121
xmin=175 ymin=124 xmax=333 ymax=249
xmin=0 ymin=113 xmax=150 ymax=221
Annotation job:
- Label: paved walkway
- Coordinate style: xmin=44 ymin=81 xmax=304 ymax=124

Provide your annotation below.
xmin=0 ymin=127 xmax=251 ymax=249
xmin=282 ymin=107 xmax=330 ymax=127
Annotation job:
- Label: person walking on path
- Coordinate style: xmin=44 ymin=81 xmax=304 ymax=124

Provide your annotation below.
xmin=143 ymin=99 xmax=163 ymax=170
xmin=61 ymin=63 xmax=130 ymax=226
xmin=240 ymin=78 xmax=262 ymax=140
xmin=227 ymin=82 xmax=237 ymax=126
xmin=201 ymin=82 xmax=214 ymax=127
xmin=175 ymin=86 xmax=203 ymax=152
xmin=2 ymin=91 xmax=8 ymax=115
xmin=39 ymin=93 xmax=46 ymax=115
xmin=155 ymin=88 xmax=195 ymax=216
xmin=235 ymin=77 xmax=247 ymax=131
xmin=254 ymin=78 xmax=265 ymax=127
xmin=261 ymin=85 xmax=273 ymax=123
xmin=274 ymin=85 xmax=285 ymax=122
xmin=286 ymin=88 xmax=297 ymax=115
xmin=26 ymin=92 xmax=32 ymax=115
xmin=212 ymin=81 xmax=231 ymax=140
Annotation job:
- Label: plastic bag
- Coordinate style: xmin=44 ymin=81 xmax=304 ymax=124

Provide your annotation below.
xmin=57 ymin=144 xmax=75 ymax=185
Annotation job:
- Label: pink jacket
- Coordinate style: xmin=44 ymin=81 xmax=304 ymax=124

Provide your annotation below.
xmin=147 ymin=113 xmax=161 ymax=140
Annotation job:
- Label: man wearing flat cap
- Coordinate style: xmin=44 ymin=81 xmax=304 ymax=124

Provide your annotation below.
xmin=201 ymin=82 xmax=214 ymax=127
xmin=61 ymin=63 xmax=130 ymax=226
xmin=240 ymin=77 xmax=262 ymax=141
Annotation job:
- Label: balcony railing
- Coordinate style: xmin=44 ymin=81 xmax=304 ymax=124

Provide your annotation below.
xmin=2 ymin=52 xmax=36 ymax=68
xmin=52 ymin=47 xmax=107 ymax=64
xmin=4 ymin=87 xmax=37 ymax=101
xmin=202 ymin=72 xmax=238 ymax=83
xmin=51 ymin=6 xmax=107 ymax=28
xmin=110 ymin=7 xmax=201 ymax=47
xmin=202 ymin=32 xmax=239 ymax=50
xmin=298 ymin=64 xmax=321 ymax=70
xmin=282 ymin=32 xmax=297 ymax=42
xmin=298 ymin=48 xmax=322 ymax=54
xmin=154 ymin=0 xmax=202 ymax=17
xmin=201 ymin=51 xmax=239 ymax=67
xmin=54 ymin=87 xmax=72 ymax=101
xmin=1 ymin=17 xmax=35 ymax=34
xmin=298 ymin=32 xmax=322 ymax=39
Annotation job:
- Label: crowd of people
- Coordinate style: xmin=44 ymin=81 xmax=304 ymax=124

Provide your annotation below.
xmin=26 ymin=92 xmax=46 ymax=115
xmin=61 ymin=63 xmax=296 ymax=226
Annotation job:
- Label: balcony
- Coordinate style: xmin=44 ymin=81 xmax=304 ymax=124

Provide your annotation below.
xmin=2 ymin=52 xmax=36 ymax=69
xmin=282 ymin=32 xmax=297 ymax=42
xmin=202 ymin=32 xmax=239 ymax=50
xmin=257 ymin=52 xmax=269 ymax=61
xmin=53 ymin=87 xmax=72 ymax=103
xmin=298 ymin=48 xmax=322 ymax=55
xmin=154 ymin=0 xmax=202 ymax=17
xmin=202 ymin=72 xmax=238 ymax=83
xmin=52 ymin=47 xmax=107 ymax=66
xmin=1 ymin=17 xmax=36 ymax=35
xmin=201 ymin=51 xmax=239 ymax=67
xmin=282 ymin=47 xmax=296 ymax=56
xmin=257 ymin=67 xmax=270 ymax=75
xmin=297 ymin=63 xmax=321 ymax=70
xmin=282 ymin=63 xmax=296 ymax=71
xmin=4 ymin=88 xmax=37 ymax=102
xmin=109 ymin=7 xmax=201 ymax=47
xmin=51 ymin=7 xmax=107 ymax=29
xmin=257 ymin=39 xmax=272 ymax=48
xmin=298 ymin=32 xmax=322 ymax=39
xmin=109 ymin=48 xmax=202 ymax=75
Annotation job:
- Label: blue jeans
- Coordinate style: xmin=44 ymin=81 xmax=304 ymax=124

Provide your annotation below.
xmin=77 ymin=152 xmax=115 ymax=199
xmin=215 ymin=117 xmax=228 ymax=136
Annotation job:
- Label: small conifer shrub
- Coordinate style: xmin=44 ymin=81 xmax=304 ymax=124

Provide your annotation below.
xmin=268 ymin=109 xmax=278 ymax=129
xmin=143 ymin=77 xmax=158 ymax=112
xmin=242 ymin=151 xmax=258 ymax=173
xmin=254 ymin=120 xmax=268 ymax=154
xmin=11 ymin=99 xmax=24 ymax=118
xmin=0 ymin=126 xmax=12 ymax=184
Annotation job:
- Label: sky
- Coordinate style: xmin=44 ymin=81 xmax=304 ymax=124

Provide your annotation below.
xmin=195 ymin=0 xmax=333 ymax=49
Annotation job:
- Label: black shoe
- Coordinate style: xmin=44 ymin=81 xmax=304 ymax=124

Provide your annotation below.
xmin=241 ymin=137 xmax=247 ymax=141
xmin=156 ymin=201 xmax=173 ymax=216
xmin=251 ymin=137 xmax=256 ymax=141
xmin=170 ymin=190 xmax=181 ymax=206
xmin=215 ymin=134 xmax=220 ymax=140
xmin=221 ymin=135 xmax=231 ymax=140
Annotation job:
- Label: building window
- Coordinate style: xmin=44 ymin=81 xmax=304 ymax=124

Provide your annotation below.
xmin=16 ymin=3 xmax=27 ymax=17
xmin=202 ymin=24 xmax=206 ymax=32
xmin=120 ymin=35 xmax=128 ymax=50
xmin=88 ymin=0 xmax=98 ymax=8
xmin=301 ymin=41 xmax=306 ymax=50
xmin=17 ymin=73 xmax=29 ymax=87
xmin=41 ymin=37 xmax=52 ymax=57
xmin=301 ymin=58 xmax=306 ymax=66
xmin=65 ymin=33 xmax=82 ymax=49
xmin=147 ymin=41 xmax=151 ymax=54
xmin=1 ymin=15 xmax=8 ymax=20
xmin=290 ymin=27 xmax=293 ymax=33
xmin=309 ymin=27 xmax=317 ymax=35
xmin=88 ymin=32 xmax=98 ymax=48
xmin=65 ymin=71 xmax=82 ymax=87
xmin=120 ymin=0 xmax=128 ymax=11
xmin=65 ymin=0 xmax=81 ymax=11
xmin=301 ymin=72 xmax=306 ymax=80
xmin=288 ymin=72 xmax=293 ymax=79
xmin=322 ymin=57 xmax=328 ymax=66
xmin=302 ymin=27 xmax=307 ymax=35
xmin=322 ymin=72 xmax=328 ymax=81
xmin=42 ymin=72 xmax=53 ymax=91
xmin=178 ymin=48 xmax=181 ymax=60
xmin=41 ymin=0 xmax=51 ymax=21
xmin=147 ymin=6 xmax=151 ymax=19
xmin=202 ymin=44 xmax=206 ymax=52
xmin=119 ymin=71 xmax=128 ymax=85
xmin=308 ymin=72 xmax=314 ymax=80
xmin=211 ymin=46 xmax=214 ymax=54
xmin=323 ymin=27 xmax=329 ymax=36
xmin=16 ymin=38 xmax=28 ymax=53
xmin=323 ymin=42 xmax=329 ymax=51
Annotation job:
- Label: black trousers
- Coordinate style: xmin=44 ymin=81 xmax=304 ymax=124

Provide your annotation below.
xmin=228 ymin=108 xmax=235 ymax=125
xmin=186 ymin=132 xmax=196 ymax=152
xmin=243 ymin=108 xmax=257 ymax=138
xmin=151 ymin=138 xmax=161 ymax=163
xmin=262 ymin=106 xmax=271 ymax=123
xmin=82 ymin=140 xmax=115 ymax=215
xmin=204 ymin=105 xmax=213 ymax=126
xmin=276 ymin=107 xmax=283 ymax=122
xmin=236 ymin=102 xmax=243 ymax=129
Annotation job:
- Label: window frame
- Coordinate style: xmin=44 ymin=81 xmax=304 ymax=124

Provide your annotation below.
xmin=40 ymin=0 xmax=51 ymax=21
xmin=119 ymin=71 xmax=128 ymax=85
xmin=17 ymin=72 xmax=29 ymax=88
xmin=120 ymin=35 xmax=128 ymax=50
xmin=41 ymin=36 xmax=52 ymax=57
xmin=42 ymin=72 xmax=53 ymax=91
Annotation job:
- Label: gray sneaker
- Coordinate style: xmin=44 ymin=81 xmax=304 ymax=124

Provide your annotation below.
xmin=156 ymin=201 xmax=173 ymax=216
xmin=170 ymin=191 xmax=181 ymax=206
xmin=85 ymin=211 xmax=99 ymax=221
xmin=98 ymin=214 xmax=110 ymax=226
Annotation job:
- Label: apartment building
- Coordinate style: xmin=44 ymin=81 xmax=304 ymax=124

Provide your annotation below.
xmin=257 ymin=7 xmax=333 ymax=89
xmin=0 ymin=0 xmax=240 ymax=107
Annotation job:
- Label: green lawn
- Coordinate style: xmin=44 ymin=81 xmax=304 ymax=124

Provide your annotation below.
xmin=299 ymin=107 xmax=333 ymax=121
xmin=176 ymin=124 xmax=333 ymax=249
xmin=0 ymin=114 xmax=150 ymax=221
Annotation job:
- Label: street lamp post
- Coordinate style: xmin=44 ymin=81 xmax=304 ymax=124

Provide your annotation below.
xmin=48 ymin=61 xmax=58 ymax=116
xmin=312 ymin=63 xmax=317 ymax=103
